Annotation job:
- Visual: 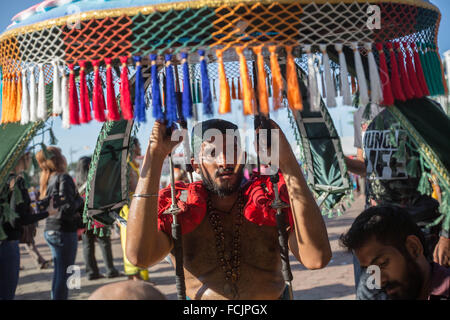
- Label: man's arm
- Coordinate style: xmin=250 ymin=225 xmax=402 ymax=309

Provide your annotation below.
xmin=345 ymin=148 xmax=366 ymax=177
xmin=126 ymin=122 xmax=182 ymax=268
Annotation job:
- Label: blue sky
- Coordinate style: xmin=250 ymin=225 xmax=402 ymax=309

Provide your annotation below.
xmin=0 ymin=0 xmax=449 ymax=162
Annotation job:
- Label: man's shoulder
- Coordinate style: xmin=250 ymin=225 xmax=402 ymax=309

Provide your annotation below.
xmin=430 ymin=263 xmax=450 ymax=299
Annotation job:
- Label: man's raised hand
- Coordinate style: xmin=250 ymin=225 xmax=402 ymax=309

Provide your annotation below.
xmin=148 ymin=121 xmax=183 ymax=159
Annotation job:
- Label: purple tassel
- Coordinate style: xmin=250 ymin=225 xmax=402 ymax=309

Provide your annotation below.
xmin=198 ymin=50 xmax=213 ymax=115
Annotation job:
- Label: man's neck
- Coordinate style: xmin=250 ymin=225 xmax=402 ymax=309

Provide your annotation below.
xmin=210 ymin=192 xmax=240 ymax=213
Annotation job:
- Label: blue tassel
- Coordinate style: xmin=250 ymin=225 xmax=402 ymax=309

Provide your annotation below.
xmin=180 ymin=52 xmax=193 ymax=119
xmin=165 ymin=54 xmax=178 ymax=128
xmin=198 ymin=50 xmax=213 ymax=115
xmin=133 ymin=56 xmax=146 ymax=123
xmin=150 ymin=54 xmax=164 ymax=121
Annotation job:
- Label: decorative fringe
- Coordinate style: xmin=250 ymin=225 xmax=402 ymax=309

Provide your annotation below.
xmin=411 ymin=43 xmax=430 ymax=96
xmin=231 ymin=78 xmax=237 ymax=100
xmin=376 ymin=43 xmax=394 ymax=106
xmin=285 ymin=45 xmax=303 ymax=111
xmin=104 ymin=58 xmax=121 ymax=121
xmin=320 ymin=44 xmax=336 ymax=107
xmin=58 ymin=66 xmax=70 ymax=129
xmin=268 ymin=46 xmax=283 ymax=110
xmin=10 ymin=76 xmax=18 ymax=122
xmin=394 ymin=43 xmax=414 ymax=100
xmin=15 ymin=73 xmax=22 ymax=122
xmin=430 ymin=44 xmax=445 ymax=95
xmin=403 ymin=42 xmax=423 ymax=99
xmin=253 ymin=45 xmax=270 ymax=114
xmin=91 ymin=60 xmax=106 ymax=123
xmin=37 ymin=64 xmax=47 ymax=120
xmin=150 ymin=54 xmax=164 ymax=121
xmin=1 ymin=75 xmax=10 ymax=123
xmin=78 ymin=61 xmax=91 ymax=123
xmin=120 ymin=56 xmax=134 ymax=120
xmin=364 ymin=43 xmax=383 ymax=105
xmin=335 ymin=44 xmax=352 ymax=106
xmin=386 ymin=42 xmax=406 ymax=102
xmin=133 ymin=56 xmax=146 ymax=123
xmin=351 ymin=75 xmax=357 ymax=95
xmin=198 ymin=50 xmax=213 ymax=116
xmin=165 ymin=54 xmax=178 ymax=127
xmin=0 ymin=69 xmax=3 ymax=120
xmin=51 ymin=61 xmax=62 ymax=115
xmin=351 ymin=43 xmax=369 ymax=107
xmin=235 ymin=47 xmax=255 ymax=115
xmin=68 ymin=64 xmax=80 ymax=125
xmin=305 ymin=45 xmax=320 ymax=111
xmin=216 ymin=49 xmax=231 ymax=114
xmin=435 ymin=45 xmax=449 ymax=95
xmin=28 ymin=67 xmax=38 ymax=122
xmin=237 ymin=77 xmax=242 ymax=101
xmin=20 ymin=70 xmax=29 ymax=124
xmin=180 ymin=52 xmax=193 ymax=119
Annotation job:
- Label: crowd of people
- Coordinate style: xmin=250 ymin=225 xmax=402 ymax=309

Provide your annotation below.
xmin=0 ymin=110 xmax=448 ymax=300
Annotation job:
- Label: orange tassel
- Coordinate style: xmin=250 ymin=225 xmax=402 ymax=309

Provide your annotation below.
xmin=235 ymin=47 xmax=255 ymax=115
xmin=1 ymin=75 xmax=8 ymax=123
xmin=231 ymin=78 xmax=237 ymax=100
xmin=15 ymin=72 xmax=22 ymax=122
xmin=216 ymin=49 xmax=231 ymax=114
xmin=269 ymin=46 xmax=283 ymax=110
xmin=237 ymin=77 xmax=242 ymax=100
xmin=285 ymin=45 xmax=303 ymax=111
xmin=9 ymin=76 xmax=18 ymax=123
xmin=351 ymin=76 xmax=357 ymax=94
xmin=253 ymin=45 xmax=270 ymax=115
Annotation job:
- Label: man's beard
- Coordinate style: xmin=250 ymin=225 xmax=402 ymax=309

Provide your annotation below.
xmin=384 ymin=253 xmax=424 ymax=300
xmin=200 ymin=165 xmax=244 ymax=197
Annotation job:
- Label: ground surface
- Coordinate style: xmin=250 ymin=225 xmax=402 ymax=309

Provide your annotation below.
xmin=14 ymin=195 xmax=364 ymax=300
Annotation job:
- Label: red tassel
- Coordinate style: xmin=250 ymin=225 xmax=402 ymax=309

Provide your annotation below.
xmin=394 ymin=43 xmax=414 ymax=100
xmin=92 ymin=60 xmax=106 ymax=122
xmin=105 ymin=58 xmax=121 ymax=121
xmin=376 ymin=43 xmax=394 ymax=106
xmin=68 ymin=64 xmax=80 ymax=125
xmin=78 ymin=60 xmax=91 ymax=123
xmin=411 ymin=43 xmax=430 ymax=96
xmin=119 ymin=56 xmax=133 ymax=120
xmin=386 ymin=42 xmax=406 ymax=102
xmin=403 ymin=42 xmax=423 ymax=98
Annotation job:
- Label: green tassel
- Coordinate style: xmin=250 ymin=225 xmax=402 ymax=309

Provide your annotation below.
xmin=196 ymin=80 xmax=202 ymax=104
xmin=431 ymin=44 xmax=445 ymax=95
xmin=191 ymin=80 xmax=197 ymax=104
xmin=1 ymin=203 xmax=19 ymax=225
xmin=425 ymin=44 xmax=440 ymax=96
xmin=337 ymin=209 xmax=343 ymax=217
xmin=405 ymin=156 xmax=419 ymax=178
xmin=417 ymin=173 xmax=432 ymax=196
xmin=0 ymin=225 xmax=7 ymax=241
xmin=87 ymin=220 xmax=92 ymax=230
xmin=328 ymin=210 xmax=334 ymax=219
xmin=392 ymin=140 xmax=406 ymax=162
xmin=440 ymin=191 xmax=450 ymax=233
xmin=99 ymin=228 xmax=104 ymax=238
xmin=419 ymin=44 xmax=435 ymax=96
xmin=93 ymin=226 xmax=98 ymax=235
xmin=267 ymin=76 xmax=272 ymax=97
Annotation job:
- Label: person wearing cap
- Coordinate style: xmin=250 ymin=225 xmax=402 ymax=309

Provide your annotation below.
xmin=126 ymin=119 xmax=331 ymax=300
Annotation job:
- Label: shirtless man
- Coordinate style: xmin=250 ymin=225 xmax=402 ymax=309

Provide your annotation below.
xmin=126 ymin=119 xmax=331 ymax=300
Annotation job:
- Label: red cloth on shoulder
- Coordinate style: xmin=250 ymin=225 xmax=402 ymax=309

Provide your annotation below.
xmin=157 ymin=172 xmax=294 ymax=236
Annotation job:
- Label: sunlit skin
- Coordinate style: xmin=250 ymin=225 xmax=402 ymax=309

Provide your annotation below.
xmin=355 ymin=235 xmax=432 ymax=300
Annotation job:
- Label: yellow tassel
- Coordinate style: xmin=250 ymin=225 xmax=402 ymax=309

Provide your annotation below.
xmin=269 ymin=45 xmax=283 ymax=110
xmin=285 ymin=45 xmax=303 ymax=111
xmin=216 ymin=49 xmax=231 ymax=114
xmin=15 ymin=72 xmax=22 ymax=122
xmin=252 ymin=45 xmax=270 ymax=115
xmin=235 ymin=46 xmax=255 ymax=115
xmin=9 ymin=76 xmax=17 ymax=123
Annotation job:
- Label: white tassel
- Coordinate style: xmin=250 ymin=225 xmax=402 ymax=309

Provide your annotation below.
xmin=37 ymin=64 xmax=47 ymax=120
xmin=320 ymin=44 xmax=336 ymax=107
xmin=364 ymin=43 xmax=383 ymax=105
xmin=20 ymin=70 xmax=30 ymax=124
xmin=351 ymin=42 xmax=369 ymax=107
xmin=59 ymin=66 xmax=70 ymax=129
xmin=28 ymin=66 xmax=37 ymax=122
xmin=305 ymin=45 xmax=320 ymax=111
xmin=51 ymin=61 xmax=62 ymax=115
xmin=335 ymin=43 xmax=352 ymax=106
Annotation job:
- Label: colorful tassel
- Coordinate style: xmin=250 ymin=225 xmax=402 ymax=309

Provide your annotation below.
xmin=364 ymin=43 xmax=383 ymax=105
xmin=20 ymin=70 xmax=29 ymax=124
xmin=335 ymin=44 xmax=352 ymax=106
xmin=268 ymin=45 xmax=284 ymax=110
xmin=320 ymin=44 xmax=336 ymax=107
xmin=133 ymin=56 xmax=146 ymax=123
xmin=198 ymin=50 xmax=213 ymax=116
xmin=91 ymin=60 xmax=106 ymax=123
xmin=0 ymin=69 xmax=3 ymax=118
xmin=180 ymin=52 xmax=193 ymax=119
xmin=216 ymin=49 xmax=231 ymax=114
xmin=165 ymin=54 xmax=178 ymax=127
xmin=285 ymin=45 xmax=303 ymax=111
xmin=394 ymin=42 xmax=414 ymax=100
xmin=351 ymin=43 xmax=369 ymax=107
xmin=435 ymin=45 xmax=449 ymax=95
xmin=411 ymin=43 xmax=430 ymax=96
xmin=305 ymin=45 xmax=320 ymax=111
xmin=235 ymin=47 xmax=255 ymax=115
xmin=430 ymin=44 xmax=445 ymax=95
xmin=150 ymin=54 xmax=164 ymax=121
xmin=105 ymin=58 xmax=121 ymax=121
xmin=252 ymin=45 xmax=270 ymax=114
xmin=60 ymin=66 xmax=70 ymax=129
xmin=51 ymin=61 xmax=62 ymax=115
xmin=15 ymin=73 xmax=22 ymax=122
xmin=29 ymin=66 xmax=37 ymax=122
xmin=37 ymin=64 xmax=47 ymax=120
xmin=78 ymin=61 xmax=91 ymax=123
xmin=386 ymin=42 xmax=406 ymax=102
xmin=376 ymin=43 xmax=394 ymax=106
xmin=212 ymin=79 xmax=217 ymax=102
xmin=403 ymin=42 xmax=423 ymax=98
xmin=120 ymin=56 xmax=134 ymax=120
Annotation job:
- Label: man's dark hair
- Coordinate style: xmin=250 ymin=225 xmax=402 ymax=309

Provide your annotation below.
xmin=75 ymin=156 xmax=92 ymax=189
xmin=340 ymin=206 xmax=428 ymax=258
